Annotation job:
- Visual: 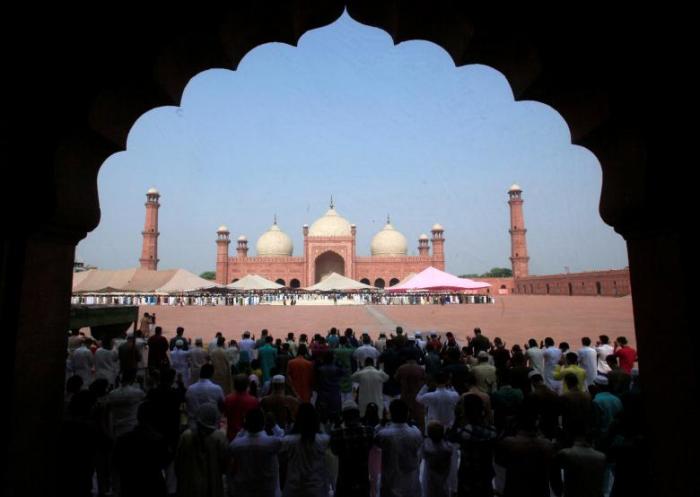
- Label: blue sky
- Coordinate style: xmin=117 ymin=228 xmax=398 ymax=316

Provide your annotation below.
xmin=76 ymin=13 xmax=628 ymax=276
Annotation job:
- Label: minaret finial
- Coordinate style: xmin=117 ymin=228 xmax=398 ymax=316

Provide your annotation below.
xmin=330 ymin=195 xmax=334 ymax=209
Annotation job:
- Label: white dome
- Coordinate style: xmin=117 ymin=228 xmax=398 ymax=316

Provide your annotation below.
xmin=256 ymin=222 xmax=293 ymax=256
xmin=509 ymin=183 xmax=522 ymax=192
xmin=432 ymin=223 xmax=444 ymax=231
xmin=217 ymin=225 xmax=229 ymax=233
xmin=371 ymin=222 xmax=408 ymax=256
xmin=237 ymin=235 xmax=247 ymax=241
xmin=308 ymin=207 xmax=352 ymax=237
xmin=147 ymin=187 xmax=159 ymax=195
xmin=419 ymin=233 xmax=429 ymax=240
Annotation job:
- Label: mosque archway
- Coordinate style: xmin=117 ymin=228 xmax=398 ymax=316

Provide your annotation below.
xmin=374 ymin=278 xmax=385 ymax=289
xmin=290 ymin=279 xmax=300 ymax=289
xmin=389 ymin=278 xmax=400 ymax=286
xmin=276 ymin=278 xmax=286 ymax=286
xmin=360 ymin=278 xmax=370 ymax=285
xmin=314 ymin=251 xmax=345 ymax=283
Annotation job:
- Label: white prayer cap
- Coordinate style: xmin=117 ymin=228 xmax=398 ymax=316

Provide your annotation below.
xmin=272 ymin=375 xmax=286 ymax=384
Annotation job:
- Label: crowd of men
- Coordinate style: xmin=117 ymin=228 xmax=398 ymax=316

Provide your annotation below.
xmin=62 ymin=319 xmax=642 ymax=497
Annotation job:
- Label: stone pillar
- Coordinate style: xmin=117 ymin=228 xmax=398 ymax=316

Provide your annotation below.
xmin=430 ymin=224 xmax=445 ymax=270
xmin=139 ymin=188 xmax=160 ymax=270
xmin=215 ymin=226 xmax=230 ymax=284
xmin=418 ymin=234 xmax=430 ymax=256
xmin=508 ymin=184 xmax=530 ymax=278
xmin=5 ymin=234 xmax=78 ymax=496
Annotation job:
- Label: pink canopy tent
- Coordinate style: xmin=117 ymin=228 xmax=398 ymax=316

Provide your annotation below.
xmin=385 ymin=266 xmax=491 ymax=292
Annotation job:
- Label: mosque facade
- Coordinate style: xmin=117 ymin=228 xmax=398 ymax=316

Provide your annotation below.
xmin=138 ymin=186 xmax=630 ymax=295
xmin=213 ymin=199 xmax=445 ymax=288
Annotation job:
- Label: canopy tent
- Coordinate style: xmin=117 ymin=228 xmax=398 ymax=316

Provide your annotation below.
xmin=385 ymin=266 xmax=491 ymax=292
xmin=72 ymin=268 xmax=224 ymax=293
xmin=305 ymin=272 xmax=377 ymax=291
xmin=226 ymin=274 xmax=284 ymax=291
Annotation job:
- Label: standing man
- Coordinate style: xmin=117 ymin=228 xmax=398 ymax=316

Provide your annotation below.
xmin=286 ymin=344 xmax=315 ymax=403
xmin=467 ymin=327 xmax=491 ymax=356
xmin=416 ymin=371 xmax=460 ymax=430
xmin=374 ymin=400 xmax=424 ymax=497
xmin=351 ymin=358 xmax=389 ymax=417
xmin=613 ymin=336 xmax=637 ymax=373
xmin=524 ymin=338 xmax=545 ymax=376
xmin=577 ymin=337 xmax=598 ymax=388
xmin=169 ymin=326 xmax=189 ymax=351
xmin=595 ymin=335 xmax=615 ymax=374
xmin=147 ymin=326 xmax=170 ymax=372
xmin=542 ymin=337 xmax=563 ymax=392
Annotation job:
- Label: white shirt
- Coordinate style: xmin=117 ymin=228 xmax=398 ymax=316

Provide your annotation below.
xmin=526 ymin=347 xmax=545 ymax=375
xmin=229 ymin=431 xmax=282 ymax=497
xmin=353 ymin=344 xmax=379 ymax=369
xmin=185 ymin=378 xmax=224 ymax=421
xmin=596 ymin=344 xmax=614 ymax=373
xmin=577 ymin=346 xmax=598 ymax=386
xmin=189 ymin=346 xmax=209 ymax=372
xmin=105 ymin=384 xmax=146 ymax=437
xmin=351 ymin=366 xmax=389 ymax=417
xmin=281 ymin=433 xmax=330 ymax=497
xmin=94 ymin=347 xmax=118 ymax=384
xmin=239 ymin=338 xmax=256 ymax=360
xmin=543 ymin=346 xmax=562 ymax=388
xmin=71 ymin=345 xmax=94 ymax=385
xmin=375 ymin=422 xmax=423 ymax=497
xmin=416 ymin=385 xmax=460 ymax=429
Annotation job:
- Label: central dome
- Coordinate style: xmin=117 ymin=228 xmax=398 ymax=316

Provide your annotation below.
xmin=371 ymin=220 xmax=408 ymax=256
xmin=256 ymin=221 xmax=293 ymax=256
xmin=308 ymin=206 xmax=352 ymax=237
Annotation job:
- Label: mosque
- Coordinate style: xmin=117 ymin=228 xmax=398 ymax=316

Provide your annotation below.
xmin=137 ymin=186 xmax=630 ymax=295
xmin=214 ymin=198 xmax=445 ymax=288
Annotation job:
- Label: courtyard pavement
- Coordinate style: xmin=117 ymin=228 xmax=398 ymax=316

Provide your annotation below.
xmin=139 ymin=295 xmax=636 ymax=348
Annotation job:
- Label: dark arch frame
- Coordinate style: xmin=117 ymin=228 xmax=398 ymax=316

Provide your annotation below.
xmin=2 ymin=3 xmax=691 ymax=495
xmin=290 ymin=278 xmax=301 ymax=289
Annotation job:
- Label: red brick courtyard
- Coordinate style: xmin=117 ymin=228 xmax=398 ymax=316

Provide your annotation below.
xmin=142 ymin=295 xmax=635 ymax=348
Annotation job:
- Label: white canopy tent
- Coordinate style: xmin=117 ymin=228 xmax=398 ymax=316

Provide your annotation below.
xmin=225 ymin=274 xmax=284 ymax=291
xmin=72 ymin=268 xmax=224 ymax=293
xmin=304 ymin=272 xmax=377 ymax=291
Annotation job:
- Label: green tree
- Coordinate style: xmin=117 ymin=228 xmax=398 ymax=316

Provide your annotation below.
xmin=483 ymin=267 xmax=512 ymax=278
xmin=199 ymin=271 xmax=216 ymax=280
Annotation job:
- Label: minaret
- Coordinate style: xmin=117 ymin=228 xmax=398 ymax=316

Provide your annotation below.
xmin=430 ymin=224 xmax=445 ymax=270
xmin=215 ymin=226 xmax=230 ymax=284
xmin=418 ymin=234 xmax=430 ymax=256
xmin=139 ymin=187 xmax=160 ymax=270
xmin=236 ymin=235 xmax=248 ymax=258
xmin=508 ymin=184 xmax=530 ymax=278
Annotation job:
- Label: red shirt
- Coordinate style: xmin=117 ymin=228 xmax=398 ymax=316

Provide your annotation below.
xmin=287 ymin=356 xmax=315 ymax=403
xmin=223 ymin=392 xmax=259 ymax=440
xmin=614 ymin=346 xmax=637 ymax=373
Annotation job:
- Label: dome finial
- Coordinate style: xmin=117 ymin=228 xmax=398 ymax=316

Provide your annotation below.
xmin=387 ymin=214 xmax=391 ymax=225
xmin=329 ymin=195 xmax=334 ymax=210
xmin=273 ymin=213 xmax=277 ymax=225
